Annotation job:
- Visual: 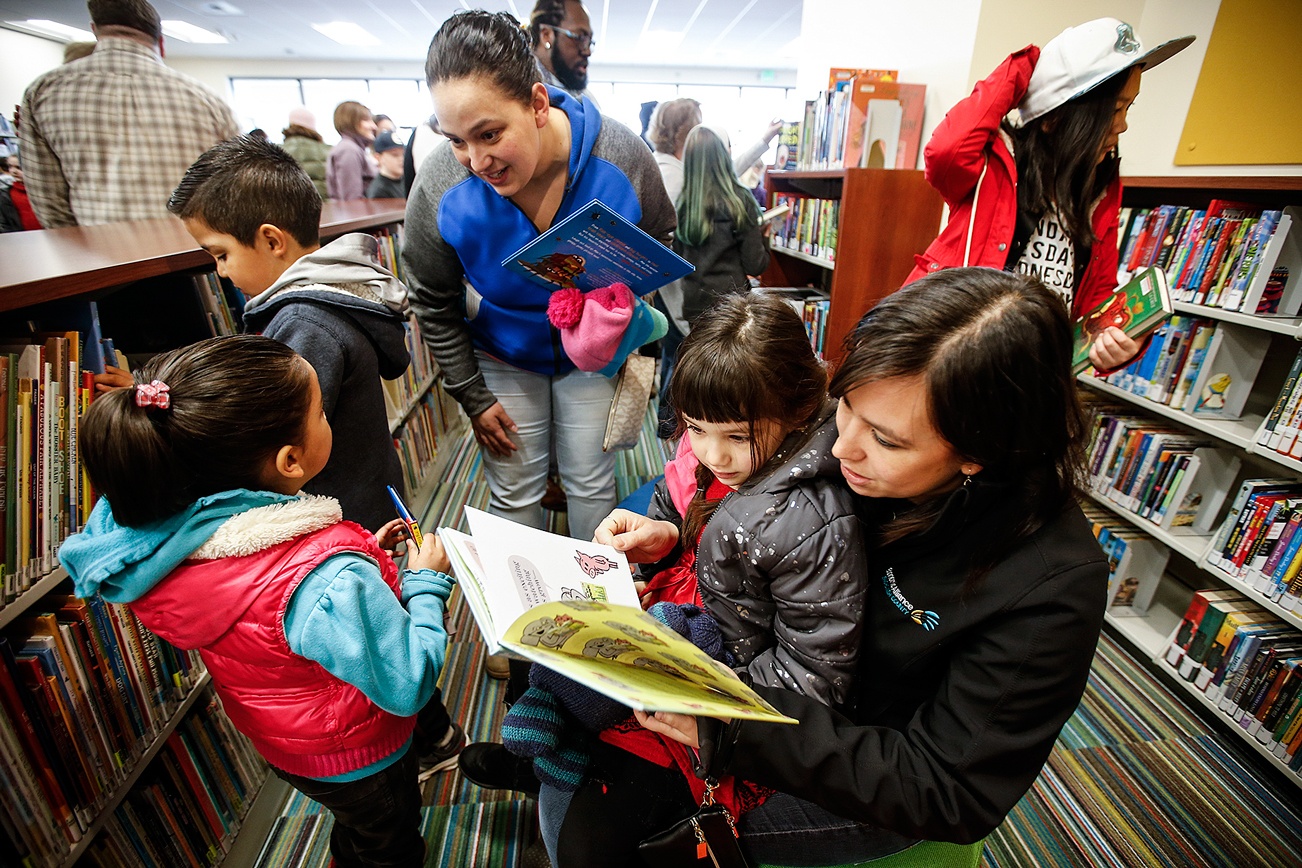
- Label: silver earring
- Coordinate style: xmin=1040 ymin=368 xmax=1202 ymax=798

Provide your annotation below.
xmin=962 ymin=474 xmax=974 ymax=488
xmin=545 ymin=41 xmax=551 ymax=49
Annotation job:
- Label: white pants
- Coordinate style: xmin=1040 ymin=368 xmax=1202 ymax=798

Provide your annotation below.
xmin=476 ymin=352 xmax=618 ymax=541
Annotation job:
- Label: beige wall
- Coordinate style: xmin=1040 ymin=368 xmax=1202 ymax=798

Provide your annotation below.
xmin=798 ymin=0 xmax=984 ymax=169
xmin=0 ymin=28 xmax=67 ymax=122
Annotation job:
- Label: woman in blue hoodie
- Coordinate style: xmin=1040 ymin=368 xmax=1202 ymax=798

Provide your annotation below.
xmin=403 ymin=10 xmax=676 ymax=543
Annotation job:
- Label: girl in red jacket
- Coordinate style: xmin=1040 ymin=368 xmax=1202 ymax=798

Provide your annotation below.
xmin=908 ymin=17 xmax=1193 ymax=371
xmin=61 ymin=335 xmax=453 ymax=867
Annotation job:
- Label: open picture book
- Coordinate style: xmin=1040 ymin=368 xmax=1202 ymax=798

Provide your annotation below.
xmin=438 ymin=508 xmax=796 ymax=723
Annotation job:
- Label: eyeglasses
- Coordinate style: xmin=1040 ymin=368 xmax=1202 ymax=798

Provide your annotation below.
xmin=552 ymin=25 xmax=595 ymax=49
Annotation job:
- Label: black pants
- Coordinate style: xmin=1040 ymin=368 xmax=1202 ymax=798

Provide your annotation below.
xmin=556 ymin=741 xmax=699 ymax=866
xmin=413 ymin=687 xmax=452 ymax=754
xmin=273 ymin=747 xmax=425 ymax=868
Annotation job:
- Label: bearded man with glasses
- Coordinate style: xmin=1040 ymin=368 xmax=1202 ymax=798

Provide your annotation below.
xmin=528 ymin=0 xmax=599 ymax=104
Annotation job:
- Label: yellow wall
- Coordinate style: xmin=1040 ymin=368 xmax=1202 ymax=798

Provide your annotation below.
xmin=1175 ymin=0 xmax=1302 ymax=166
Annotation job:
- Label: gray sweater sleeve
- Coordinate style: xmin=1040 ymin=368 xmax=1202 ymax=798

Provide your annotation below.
xmin=402 ymin=146 xmax=498 ymax=417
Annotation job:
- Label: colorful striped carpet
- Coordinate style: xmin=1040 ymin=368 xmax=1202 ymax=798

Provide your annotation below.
xmin=251 ymin=412 xmax=1302 ymax=867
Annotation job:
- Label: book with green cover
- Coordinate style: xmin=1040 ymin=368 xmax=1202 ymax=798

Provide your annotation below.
xmin=1073 ymin=266 xmax=1174 ymax=374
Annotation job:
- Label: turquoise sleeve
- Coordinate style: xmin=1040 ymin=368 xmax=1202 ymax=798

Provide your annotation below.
xmin=284 ymin=554 xmax=453 ymax=716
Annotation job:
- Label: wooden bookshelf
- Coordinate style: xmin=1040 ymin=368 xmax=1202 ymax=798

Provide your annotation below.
xmin=0 ymin=199 xmax=465 ymax=863
xmin=761 ymin=168 xmax=942 ymax=364
xmin=1082 ymin=175 xmax=1302 ymax=789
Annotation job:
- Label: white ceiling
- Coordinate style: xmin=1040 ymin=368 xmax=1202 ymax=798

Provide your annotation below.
xmin=0 ymin=0 xmax=804 ymax=68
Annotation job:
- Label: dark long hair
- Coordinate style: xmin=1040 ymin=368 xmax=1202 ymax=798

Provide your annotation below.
xmin=829 ymin=268 xmax=1086 ymax=578
xmin=80 ymin=336 xmax=315 ymax=527
xmin=672 ymin=292 xmax=828 ymax=542
xmin=425 ymin=10 xmax=539 ymax=104
xmin=1004 ymin=69 xmax=1130 ymax=254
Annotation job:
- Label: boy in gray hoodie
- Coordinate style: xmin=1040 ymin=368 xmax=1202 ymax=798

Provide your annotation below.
xmin=168 ymin=134 xmax=465 ymax=772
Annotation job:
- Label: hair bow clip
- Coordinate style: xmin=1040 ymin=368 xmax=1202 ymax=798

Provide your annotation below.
xmin=135 ymin=379 xmax=171 ymax=410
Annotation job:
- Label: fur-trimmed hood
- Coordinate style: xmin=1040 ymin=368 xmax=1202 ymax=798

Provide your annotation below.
xmin=60 ymin=489 xmax=342 ymax=603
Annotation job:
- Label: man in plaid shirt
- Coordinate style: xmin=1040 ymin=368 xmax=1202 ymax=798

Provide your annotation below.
xmin=19 ymin=0 xmax=238 ymax=227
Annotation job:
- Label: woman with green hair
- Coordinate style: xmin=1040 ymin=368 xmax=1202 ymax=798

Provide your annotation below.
xmin=674 ymin=125 xmax=771 ymax=326
xmin=656 ymin=125 xmax=770 ymax=431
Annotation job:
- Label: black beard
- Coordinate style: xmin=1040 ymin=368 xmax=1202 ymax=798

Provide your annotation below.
xmin=551 ymin=43 xmax=588 ymax=92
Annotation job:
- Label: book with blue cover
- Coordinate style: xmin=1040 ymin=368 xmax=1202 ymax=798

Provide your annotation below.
xmin=501 ymin=199 xmax=693 ymax=295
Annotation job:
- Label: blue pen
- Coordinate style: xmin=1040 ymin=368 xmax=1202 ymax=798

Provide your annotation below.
xmin=387 ymin=485 xmax=424 ymax=547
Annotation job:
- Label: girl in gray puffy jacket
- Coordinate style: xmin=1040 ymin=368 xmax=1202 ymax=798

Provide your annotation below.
xmin=625 ymin=291 xmax=869 ymax=709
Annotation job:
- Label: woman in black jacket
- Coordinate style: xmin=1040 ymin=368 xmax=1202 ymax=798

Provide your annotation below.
xmin=556 ymin=267 xmax=1110 ymax=866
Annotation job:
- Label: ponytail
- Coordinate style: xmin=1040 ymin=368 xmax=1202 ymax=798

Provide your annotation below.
xmin=80 ymin=335 xmax=314 ymax=527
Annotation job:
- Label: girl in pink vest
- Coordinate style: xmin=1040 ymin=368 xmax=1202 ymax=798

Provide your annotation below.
xmin=61 ymin=335 xmax=452 ymax=867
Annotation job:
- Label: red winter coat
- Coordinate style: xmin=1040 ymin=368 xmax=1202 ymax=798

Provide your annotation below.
xmin=131 ymin=520 xmax=415 ymax=779
xmin=905 ymin=45 xmax=1122 ymax=319
xmin=10 ymin=181 xmax=41 ymax=230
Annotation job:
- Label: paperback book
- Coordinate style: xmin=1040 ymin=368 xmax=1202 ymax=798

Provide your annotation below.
xmin=1074 ymin=266 xmax=1174 ymax=374
xmin=438 ymin=508 xmax=796 ymax=723
xmin=502 ymin=199 xmax=693 ymax=296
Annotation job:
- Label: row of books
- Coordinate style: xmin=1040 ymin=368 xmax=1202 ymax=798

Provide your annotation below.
xmin=1093 ymin=316 xmax=1265 ymax=421
xmin=780 ymin=68 xmax=924 ymax=172
xmin=767 ymin=289 xmax=832 ymax=359
xmin=370 ymin=225 xmax=406 ymax=284
xmin=768 ymin=194 xmax=839 ymax=263
xmin=0 ymin=333 xmax=96 ymax=597
xmin=66 ymin=702 xmax=264 ymax=868
xmin=392 ymin=383 xmax=457 ymax=496
xmin=1083 ymin=400 xmax=1240 ymax=533
xmin=1256 ymin=345 xmax=1302 ymax=462
xmin=381 ymin=318 xmax=438 ymax=432
xmin=1165 ymin=590 xmax=1302 ymax=775
xmin=0 ymin=593 xmax=207 ymax=864
xmin=1204 ymin=479 xmax=1302 ymax=612
xmin=192 ymin=272 xmax=244 ymax=339
xmin=1081 ymin=504 xmax=1168 ymax=617
xmin=1117 ymin=202 xmax=1298 ymax=315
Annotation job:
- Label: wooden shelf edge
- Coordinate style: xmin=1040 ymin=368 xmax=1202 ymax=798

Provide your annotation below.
xmin=58 ymin=673 xmax=214 ymax=868
xmin=0 ymin=567 xmax=71 ymax=629
xmin=1123 ymin=176 xmax=1302 ymax=193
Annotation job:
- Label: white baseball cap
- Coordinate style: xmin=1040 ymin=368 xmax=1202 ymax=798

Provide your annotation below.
xmin=1019 ymin=18 xmax=1195 ymax=124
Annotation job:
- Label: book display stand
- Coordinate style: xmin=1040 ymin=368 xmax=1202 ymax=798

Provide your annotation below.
xmin=1079 ymin=176 xmax=1302 ymax=789
xmin=0 ymin=200 xmax=467 ymax=865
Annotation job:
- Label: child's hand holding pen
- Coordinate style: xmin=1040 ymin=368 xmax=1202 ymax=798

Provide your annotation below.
xmin=375 ymin=519 xmax=452 ymax=574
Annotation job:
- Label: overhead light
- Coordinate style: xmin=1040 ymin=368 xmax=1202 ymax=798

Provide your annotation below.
xmin=6 ymin=19 xmax=96 ymax=42
xmin=199 ymin=1 xmax=245 ymax=14
xmin=311 ymin=22 xmax=380 ymax=47
xmin=638 ymin=30 xmax=684 ymax=53
xmin=161 ymin=20 xmax=228 ymax=43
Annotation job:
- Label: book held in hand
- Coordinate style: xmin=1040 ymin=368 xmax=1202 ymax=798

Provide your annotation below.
xmin=438 ymin=508 xmax=796 ymax=723
xmin=1073 ymin=266 xmax=1174 ymax=374
xmin=501 ymin=199 xmax=693 ymax=296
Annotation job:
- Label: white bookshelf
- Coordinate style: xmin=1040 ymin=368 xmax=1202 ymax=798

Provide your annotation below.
xmin=1087 ymin=175 xmax=1302 ymax=791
